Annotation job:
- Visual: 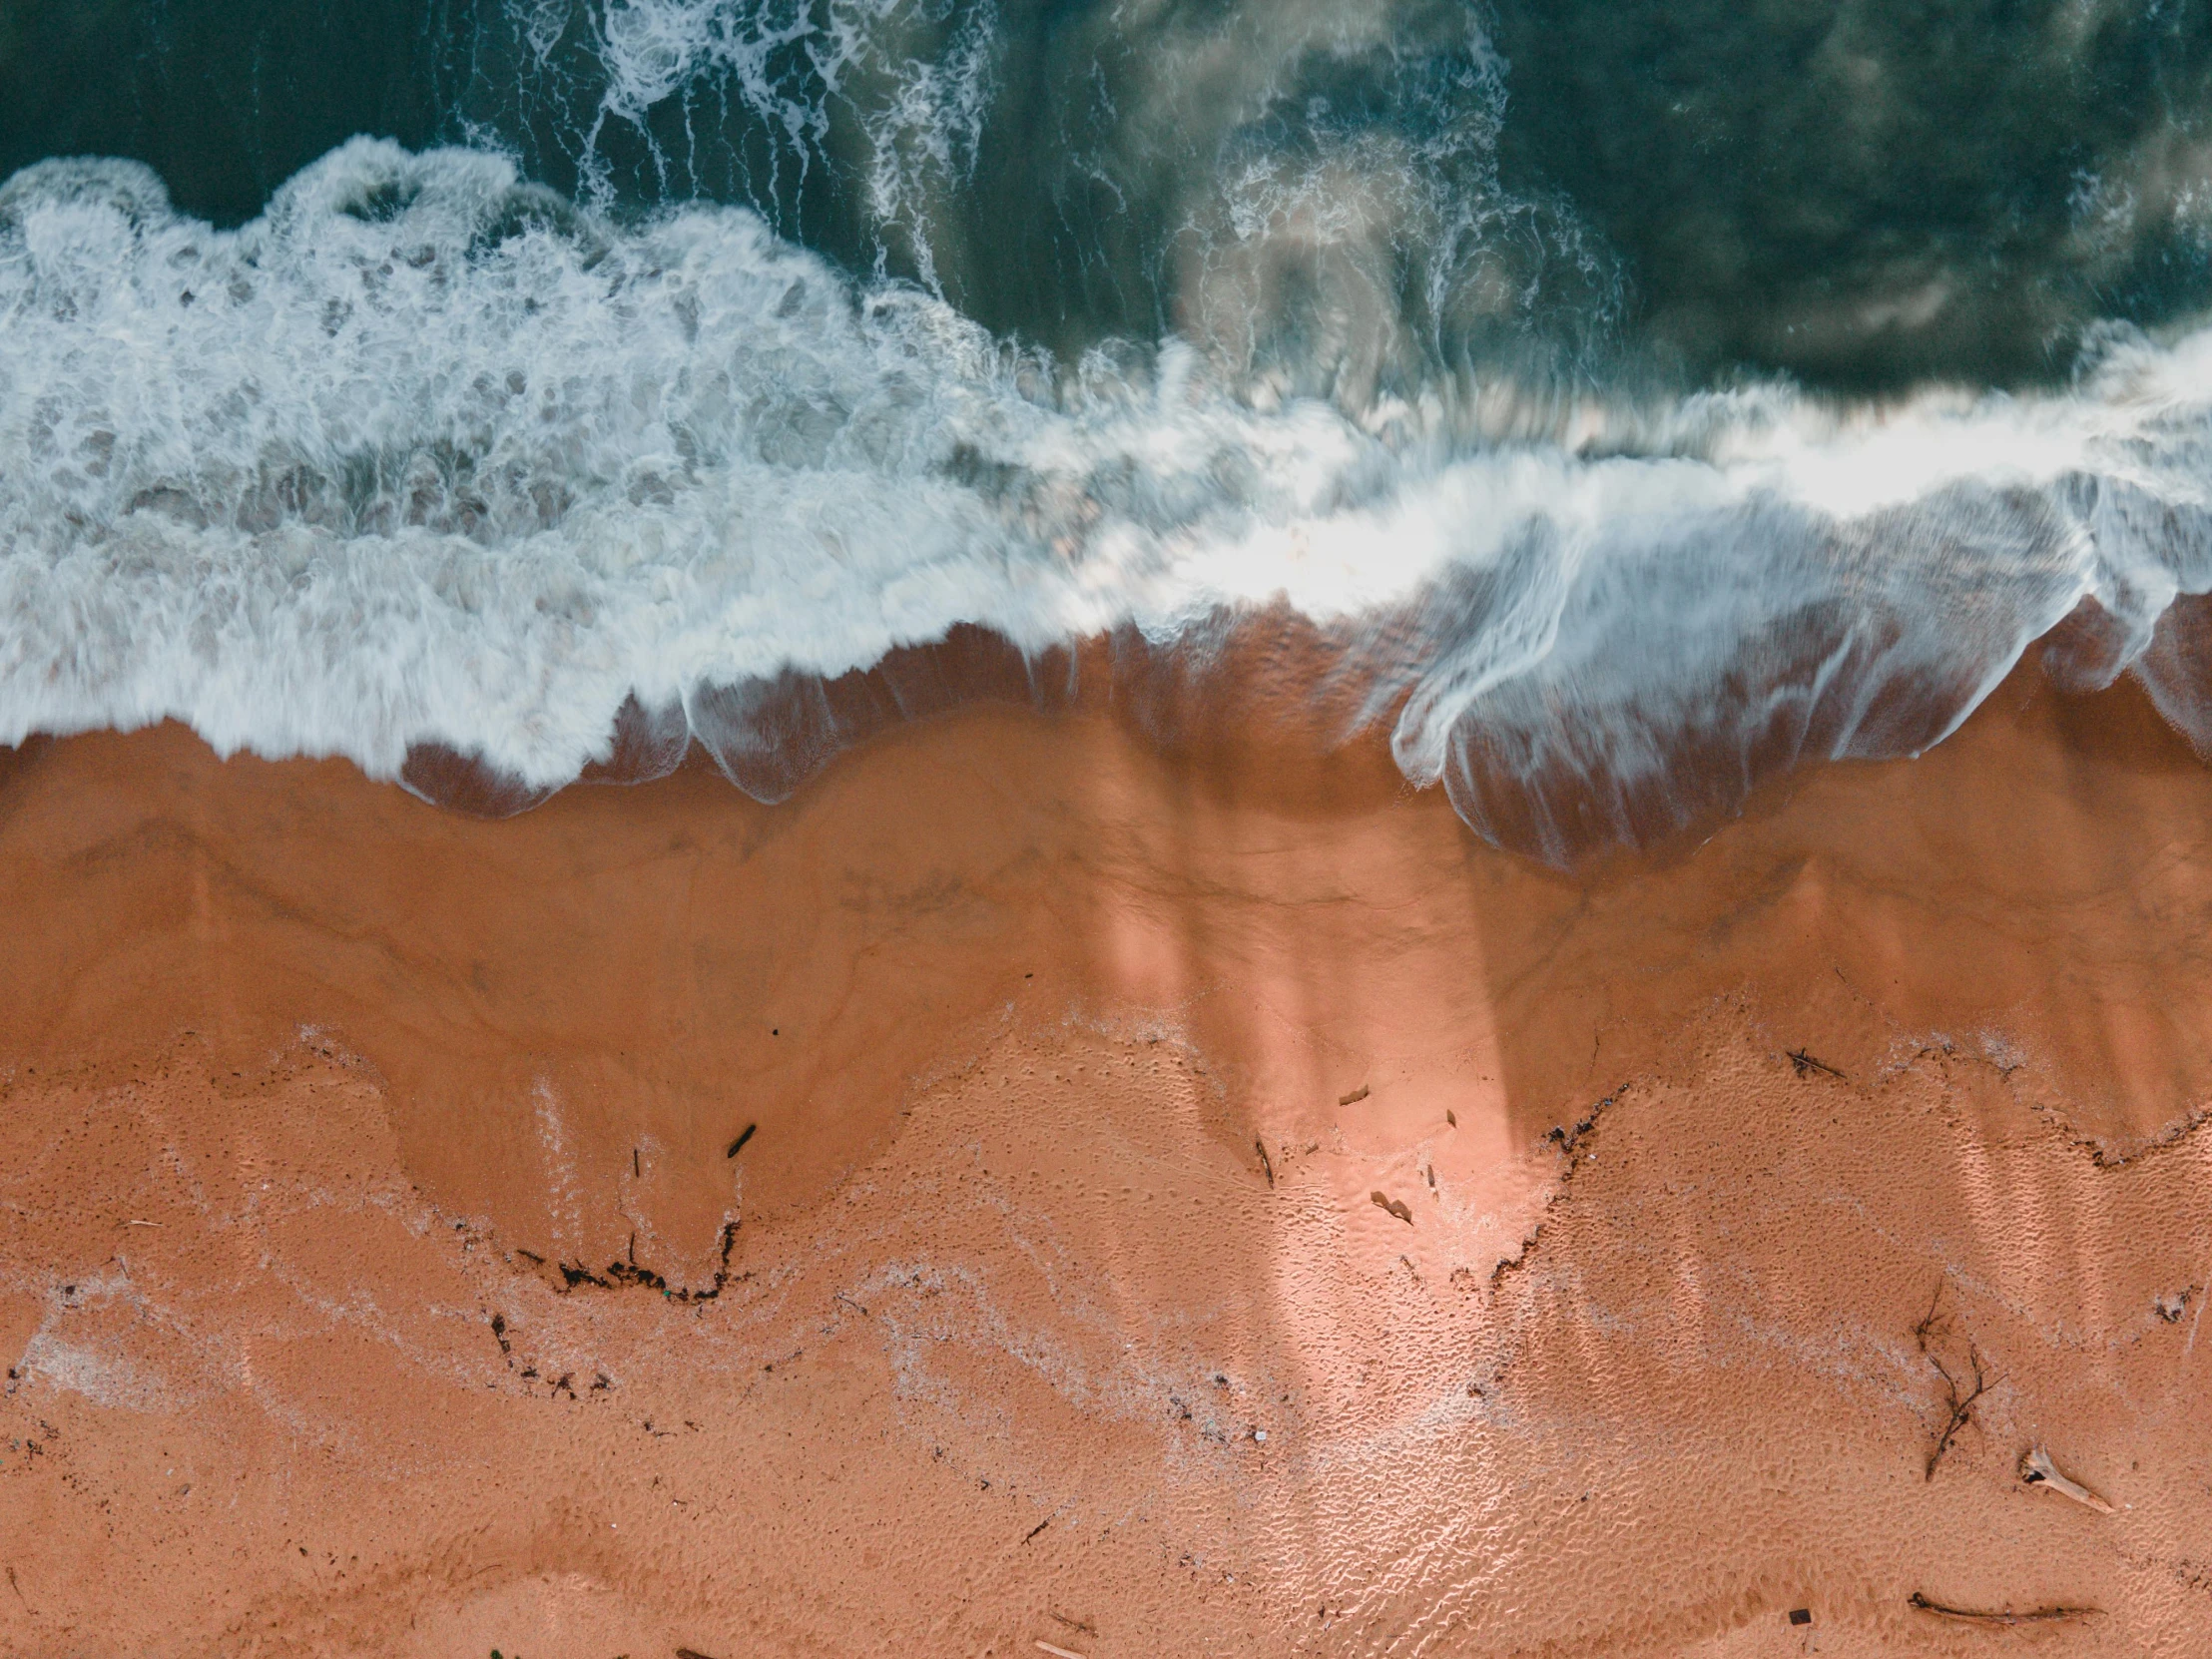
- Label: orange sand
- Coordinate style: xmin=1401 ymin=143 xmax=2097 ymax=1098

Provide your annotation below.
xmin=2 ymin=662 xmax=2210 ymax=1655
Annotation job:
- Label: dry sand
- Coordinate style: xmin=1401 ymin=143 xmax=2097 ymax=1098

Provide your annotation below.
xmin=3 ymin=659 xmax=2210 ymax=1655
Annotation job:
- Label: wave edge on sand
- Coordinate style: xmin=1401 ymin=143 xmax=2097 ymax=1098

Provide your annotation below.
xmin=11 ymin=140 xmax=2212 ymax=860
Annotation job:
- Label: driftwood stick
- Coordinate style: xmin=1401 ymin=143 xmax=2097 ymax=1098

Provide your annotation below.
xmin=1909 ymin=1592 xmax=2097 ymax=1625
xmin=2021 ymin=1446 xmax=2115 ymax=1513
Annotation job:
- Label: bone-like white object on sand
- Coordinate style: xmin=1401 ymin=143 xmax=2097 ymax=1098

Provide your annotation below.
xmin=2021 ymin=1447 xmax=2115 ymax=1513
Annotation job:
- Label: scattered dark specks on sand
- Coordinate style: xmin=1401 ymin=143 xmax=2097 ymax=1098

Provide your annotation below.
xmin=1371 ymin=1191 xmax=1412 ymax=1224
xmin=1339 ymin=1085 xmax=1370 ymax=1106
xmin=726 ymin=1123 xmax=756 ymax=1159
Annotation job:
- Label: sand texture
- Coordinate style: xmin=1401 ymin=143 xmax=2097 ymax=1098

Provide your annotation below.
xmin=3 ymin=665 xmax=2211 ymax=1656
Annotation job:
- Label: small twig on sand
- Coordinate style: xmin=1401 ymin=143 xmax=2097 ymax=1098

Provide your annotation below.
xmin=1035 ymin=1642 xmax=1089 ymax=1659
xmin=1927 ymin=1345 xmax=1994 ymax=1480
xmin=1914 ymin=1282 xmax=1948 ymax=1352
xmin=1254 ymin=1138 xmax=1274 ymax=1188
xmin=1787 ymin=1048 xmax=1845 ymax=1080
xmin=1915 ymin=1282 xmax=1993 ymax=1480
xmin=2190 ymin=1254 xmax=2212 ymax=1359
xmin=1909 ymin=1592 xmax=2097 ymax=1625
xmin=2021 ymin=1447 xmax=2116 ymax=1514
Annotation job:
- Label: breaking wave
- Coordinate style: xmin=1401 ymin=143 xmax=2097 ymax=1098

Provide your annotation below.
xmin=4 ymin=117 xmax=2212 ymax=858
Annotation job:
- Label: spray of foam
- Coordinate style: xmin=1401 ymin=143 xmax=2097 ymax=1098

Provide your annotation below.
xmin=570 ymin=0 xmax=1000 ymax=287
xmin=481 ymin=0 xmax=1619 ymax=396
xmin=4 ymin=139 xmax=2212 ymax=855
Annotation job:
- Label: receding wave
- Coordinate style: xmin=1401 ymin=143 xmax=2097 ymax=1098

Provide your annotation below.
xmin=6 ymin=138 xmax=2212 ymax=862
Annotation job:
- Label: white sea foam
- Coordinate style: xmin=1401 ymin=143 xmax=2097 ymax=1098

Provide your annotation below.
xmin=574 ymin=0 xmax=1001 ymax=286
xmin=4 ymin=140 xmax=2212 ymax=852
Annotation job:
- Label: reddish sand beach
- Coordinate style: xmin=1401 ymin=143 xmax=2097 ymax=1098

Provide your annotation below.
xmin=4 ymin=659 xmax=2212 ymax=1655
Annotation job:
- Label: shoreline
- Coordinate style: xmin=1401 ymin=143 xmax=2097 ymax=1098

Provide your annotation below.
xmin=4 ymin=665 xmax=2211 ymax=1652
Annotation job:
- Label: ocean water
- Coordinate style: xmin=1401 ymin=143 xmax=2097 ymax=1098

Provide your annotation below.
xmin=4 ymin=1 xmax=2212 ymax=858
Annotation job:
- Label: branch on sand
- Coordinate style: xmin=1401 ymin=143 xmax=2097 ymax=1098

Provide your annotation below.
xmin=1787 ymin=1047 xmax=1845 ymax=1080
xmin=1925 ymin=1345 xmax=1993 ymax=1480
xmin=1914 ymin=1282 xmax=1995 ymax=1481
xmin=1909 ymin=1592 xmax=2098 ymax=1625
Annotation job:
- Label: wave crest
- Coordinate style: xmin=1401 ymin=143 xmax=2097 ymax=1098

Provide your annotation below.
xmin=9 ymin=142 xmax=2212 ymax=859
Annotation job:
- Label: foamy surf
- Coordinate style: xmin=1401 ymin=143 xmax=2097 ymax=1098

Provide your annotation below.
xmin=5 ymin=138 xmax=2212 ymax=860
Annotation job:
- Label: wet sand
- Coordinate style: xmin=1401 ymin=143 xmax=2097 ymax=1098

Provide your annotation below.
xmin=3 ymin=662 xmax=2211 ymax=1655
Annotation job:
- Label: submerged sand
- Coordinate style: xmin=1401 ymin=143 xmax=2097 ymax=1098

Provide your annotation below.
xmin=2 ymin=664 xmax=2210 ymax=1655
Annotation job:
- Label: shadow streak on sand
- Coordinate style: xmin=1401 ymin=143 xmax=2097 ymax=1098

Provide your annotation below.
xmin=3 ymin=632 xmax=2212 ymax=1272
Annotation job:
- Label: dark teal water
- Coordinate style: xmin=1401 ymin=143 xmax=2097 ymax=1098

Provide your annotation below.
xmin=9 ymin=0 xmax=2209 ymax=390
